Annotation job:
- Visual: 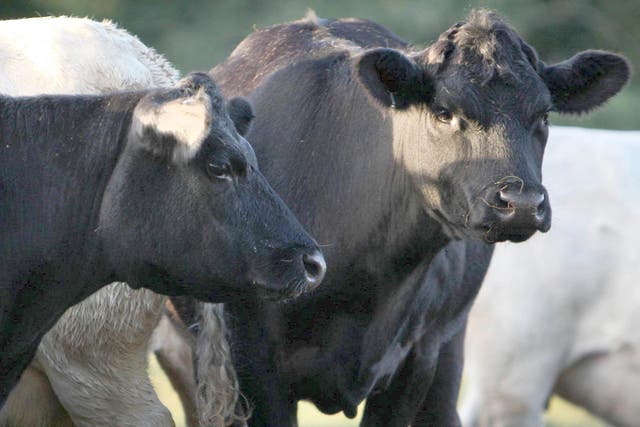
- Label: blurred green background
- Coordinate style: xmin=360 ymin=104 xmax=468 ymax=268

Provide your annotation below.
xmin=1 ymin=0 xmax=638 ymax=130
xmin=1 ymin=1 xmax=633 ymax=426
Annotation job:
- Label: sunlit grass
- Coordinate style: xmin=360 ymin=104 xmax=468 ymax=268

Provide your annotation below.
xmin=544 ymin=398 xmax=608 ymax=427
xmin=150 ymin=355 xmax=610 ymax=427
xmin=150 ymin=354 xmax=187 ymax=427
xmin=298 ymin=402 xmax=361 ymax=427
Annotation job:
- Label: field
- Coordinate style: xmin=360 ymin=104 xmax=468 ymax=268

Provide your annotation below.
xmin=149 ymin=355 xmax=609 ymax=427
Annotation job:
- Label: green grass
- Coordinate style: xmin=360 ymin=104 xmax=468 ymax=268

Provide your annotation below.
xmin=150 ymin=354 xmax=610 ymax=426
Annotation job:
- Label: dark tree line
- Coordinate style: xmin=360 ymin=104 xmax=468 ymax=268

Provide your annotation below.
xmin=1 ymin=0 xmax=637 ymax=129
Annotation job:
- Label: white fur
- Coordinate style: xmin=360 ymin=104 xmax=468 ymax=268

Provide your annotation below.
xmin=0 ymin=17 xmax=236 ymax=427
xmin=460 ymin=126 xmax=640 ymax=427
xmin=131 ymin=87 xmax=212 ymax=163
xmin=0 ymin=16 xmax=178 ymax=95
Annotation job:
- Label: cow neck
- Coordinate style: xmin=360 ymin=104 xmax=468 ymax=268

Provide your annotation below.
xmin=44 ymin=95 xmax=138 ymax=288
xmin=0 ymin=95 xmax=139 ymax=388
xmin=276 ymin=69 xmax=451 ymax=297
xmin=77 ymin=99 xmax=139 ymax=287
xmin=357 ymin=109 xmax=451 ymax=286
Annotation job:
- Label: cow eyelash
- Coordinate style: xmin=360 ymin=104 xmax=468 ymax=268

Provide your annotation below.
xmin=206 ymin=162 xmax=233 ymax=182
xmin=434 ymin=107 xmax=453 ymax=124
xmin=542 ymin=112 xmax=549 ymax=126
xmin=536 ymin=107 xmax=553 ymax=125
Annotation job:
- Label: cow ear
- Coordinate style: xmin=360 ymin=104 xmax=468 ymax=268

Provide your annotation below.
xmin=356 ymin=48 xmax=432 ymax=109
xmin=131 ymin=73 xmax=214 ymax=163
xmin=542 ymin=50 xmax=631 ymax=114
xmin=227 ymin=97 xmax=254 ymax=136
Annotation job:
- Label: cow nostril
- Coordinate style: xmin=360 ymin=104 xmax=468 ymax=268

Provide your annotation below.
xmin=498 ymin=190 xmax=545 ymax=210
xmin=535 ymin=194 xmax=547 ymax=219
xmin=497 ymin=190 xmax=514 ymax=210
xmin=302 ymin=251 xmax=327 ymax=285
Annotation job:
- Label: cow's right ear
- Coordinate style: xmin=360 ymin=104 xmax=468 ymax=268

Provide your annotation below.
xmin=355 ymin=48 xmax=432 ymax=109
xmin=227 ymin=97 xmax=254 ymax=136
xmin=131 ymin=73 xmax=214 ymax=164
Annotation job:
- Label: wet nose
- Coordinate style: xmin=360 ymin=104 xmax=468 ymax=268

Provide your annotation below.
xmin=497 ymin=187 xmax=547 ymax=224
xmin=469 ymin=179 xmax=552 ymax=243
xmin=301 ymin=250 xmax=327 ymax=288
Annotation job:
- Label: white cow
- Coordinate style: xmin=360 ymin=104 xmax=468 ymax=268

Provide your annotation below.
xmin=0 ymin=17 xmax=239 ymax=427
xmin=460 ymin=126 xmax=640 ymax=427
xmin=0 ymin=16 xmax=178 ymax=95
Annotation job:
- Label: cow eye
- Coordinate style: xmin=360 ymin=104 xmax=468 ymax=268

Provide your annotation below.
xmin=542 ymin=112 xmax=549 ymax=126
xmin=206 ymin=162 xmax=232 ymax=182
xmin=435 ymin=108 xmax=453 ymax=124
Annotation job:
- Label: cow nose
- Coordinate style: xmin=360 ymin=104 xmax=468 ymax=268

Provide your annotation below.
xmin=469 ymin=180 xmax=551 ymax=243
xmin=497 ymin=187 xmax=547 ymax=223
xmin=302 ymin=250 xmax=327 ymax=287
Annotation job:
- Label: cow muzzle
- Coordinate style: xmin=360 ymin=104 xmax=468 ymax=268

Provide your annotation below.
xmin=251 ymin=247 xmax=327 ymax=301
xmin=469 ymin=177 xmax=551 ymax=242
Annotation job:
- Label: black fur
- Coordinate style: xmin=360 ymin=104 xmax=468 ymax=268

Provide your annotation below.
xmin=227 ymin=97 xmax=255 ymax=136
xmin=356 ymin=48 xmax=433 ymax=109
xmin=542 ymin=50 xmax=631 ymax=114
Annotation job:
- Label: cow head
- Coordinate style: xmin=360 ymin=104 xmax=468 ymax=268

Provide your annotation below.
xmin=356 ymin=10 xmax=630 ymax=243
xmin=99 ymin=73 xmax=326 ymax=301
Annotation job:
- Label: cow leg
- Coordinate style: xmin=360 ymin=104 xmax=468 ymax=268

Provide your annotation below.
xmin=360 ymin=334 xmax=440 ymax=427
xmin=0 ymin=360 xmax=27 ymax=409
xmin=0 ymin=324 xmax=51 ymax=408
xmin=151 ymin=314 xmax=198 ymax=427
xmin=460 ymin=341 xmax=558 ymax=427
xmin=555 ymin=346 xmax=640 ymax=427
xmin=41 ymin=351 xmax=175 ymax=427
xmin=460 ymin=345 xmax=558 ymax=427
xmin=226 ymin=300 xmax=298 ymax=427
xmin=459 ymin=268 xmax=569 ymax=427
xmin=411 ymin=328 xmax=465 ymax=427
xmin=27 ymin=286 xmax=172 ymax=427
xmin=0 ymin=362 xmax=73 ymax=427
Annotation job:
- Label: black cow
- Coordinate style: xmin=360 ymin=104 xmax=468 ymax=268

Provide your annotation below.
xmin=208 ymin=10 xmax=630 ymax=426
xmin=0 ymin=73 xmax=326 ymax=403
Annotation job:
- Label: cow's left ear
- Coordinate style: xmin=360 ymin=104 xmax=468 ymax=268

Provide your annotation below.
xmin=356 ymin=48 xmax=433 ymax=109
xmin=542 ymin=50 xmax=631 ymax=114
xmin=132 ymin=73 xmax=214 ymax=163
xmin=227 ymin=97 xmax=254 ymax=136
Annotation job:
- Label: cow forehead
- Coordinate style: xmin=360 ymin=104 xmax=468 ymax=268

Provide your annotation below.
xmin=434 ymin=66 xmax=551 ymax=127
xmin=421 ymin=10 xmax=553 ymax=125
xmin=203 ymin=122 xmax=257 ymax=167
xmin=426 ymin=10 xmax=532 ymax=73
xmin=207 ymin=91 xmax=228 ymax=118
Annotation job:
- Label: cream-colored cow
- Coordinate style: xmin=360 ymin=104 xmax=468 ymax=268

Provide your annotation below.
xmin=461 ymin=126 xmax=640 ymax=427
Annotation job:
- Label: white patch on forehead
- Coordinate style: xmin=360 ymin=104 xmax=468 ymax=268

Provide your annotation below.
xmin=157 ymin=92 xmax=211 ymax=163
xmin=132 ymin=88 xmax=212 ymax=163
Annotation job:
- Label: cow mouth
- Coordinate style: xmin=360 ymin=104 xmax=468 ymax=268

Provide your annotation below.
xmin=434 ymin=216 xmax=540 ymax=244
xmin=247 ymin=252 xmax=326 ymax=302
xmin=473 ymin=223 xmax=538 ymax=243
xmin=500 ymin=231 xmax=537 ymax=243
xmin=251 ymin=278 xmax=316 ymax=302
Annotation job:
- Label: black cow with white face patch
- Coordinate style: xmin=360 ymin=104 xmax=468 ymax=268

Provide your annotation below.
xmin=208 ymin=10 xmax=630 ymax=426
xmin=0 ymin=73 xmax=325 ymax=403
